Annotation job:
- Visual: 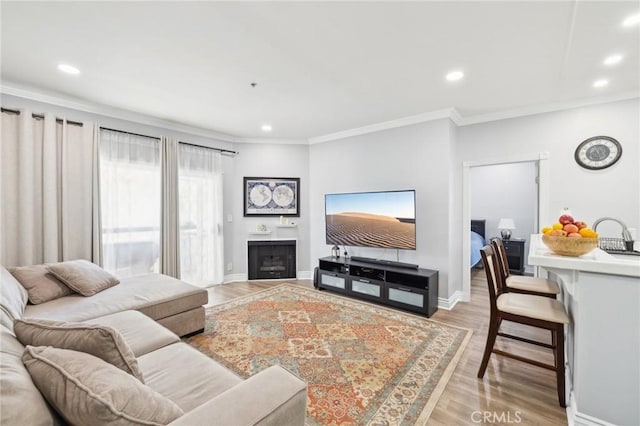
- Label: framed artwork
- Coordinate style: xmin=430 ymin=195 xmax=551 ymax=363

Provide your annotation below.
xmin=243 ymin=177 xmax=300 ymax=217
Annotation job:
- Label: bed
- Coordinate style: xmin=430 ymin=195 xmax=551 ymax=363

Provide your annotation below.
xmin=470 ymin=219 xmax=486 ymax=268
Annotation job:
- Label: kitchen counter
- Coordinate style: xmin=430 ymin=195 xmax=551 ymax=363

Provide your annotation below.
xmin=528 ymin=234 xmax=640 ymax=278
xmin=528 ymin=235 xmax=639 ymax=426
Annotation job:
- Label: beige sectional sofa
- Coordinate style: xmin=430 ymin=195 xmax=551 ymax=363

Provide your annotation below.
xmin=0 ymin=265 xmax=307 ymax=426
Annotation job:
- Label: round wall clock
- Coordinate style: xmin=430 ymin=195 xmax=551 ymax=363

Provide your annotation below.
xmin=574 ymin=136 xmax=622 ymax=170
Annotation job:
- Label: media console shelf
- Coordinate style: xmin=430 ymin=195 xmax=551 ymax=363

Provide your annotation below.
xmin=315 ymin=256 xmax=438 ymax=317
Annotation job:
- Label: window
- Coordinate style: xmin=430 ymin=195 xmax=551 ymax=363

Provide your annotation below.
xmin=178 ymin=143 xmax=224 ymax=285
xmin=99 ymin=129 xmax=161 ymax=277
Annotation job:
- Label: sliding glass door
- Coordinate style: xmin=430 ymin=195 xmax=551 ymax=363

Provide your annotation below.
xmin=98 ymin=131 xmax=223 ymax=283
xmin=99 ymin=129 xmax=161 ymax=277
xmin=178 ymin=144 xmax=224 ymax=286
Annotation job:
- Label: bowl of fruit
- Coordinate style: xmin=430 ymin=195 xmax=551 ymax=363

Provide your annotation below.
xmin=541 ymin=213 xmax=599 ymax=257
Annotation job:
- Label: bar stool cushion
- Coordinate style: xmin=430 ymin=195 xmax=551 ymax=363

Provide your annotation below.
xmin=506 ymin=275 xmax=560 ymax=294
xmin=497 ymin=293 xmax=569 ymax=324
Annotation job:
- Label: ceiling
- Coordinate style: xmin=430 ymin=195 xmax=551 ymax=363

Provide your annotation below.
xmin=1 ymin=1 xmax=638 ymax=141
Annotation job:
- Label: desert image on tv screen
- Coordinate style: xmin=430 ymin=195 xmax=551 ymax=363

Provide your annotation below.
xmin=325 ymin=191 xmax=416 ymax=250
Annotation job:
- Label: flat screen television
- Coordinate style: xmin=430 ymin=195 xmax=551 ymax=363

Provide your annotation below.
xmin=325 ymin=190 xmax=416 ymax=250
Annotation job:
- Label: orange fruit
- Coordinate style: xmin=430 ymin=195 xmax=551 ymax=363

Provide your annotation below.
xmin=552 ymin=222 xmax=563 ymax=230
xmin=579 ymin=228 xmax=597 ymax=238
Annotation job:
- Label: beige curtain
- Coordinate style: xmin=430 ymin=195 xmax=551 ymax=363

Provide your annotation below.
xmin=0 ymin=109 xmax=101 ymax=267
xmin=160 ymin=136 xmax=180 ymax=278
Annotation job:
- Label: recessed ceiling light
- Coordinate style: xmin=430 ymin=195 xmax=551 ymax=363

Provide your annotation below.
xmin=445 ymin=70 xmax=464 ymax=81
xmin=57 ymin=63 xmax=80 ymax=75
xmin=593 ymin=79 xmax=609 ymax=88
xmin=603 ymin=54 xmax=623 ymax=66
xmin=622 ymin=12 xmax=640 ymax=27
xmin=261 ymin=124 xmax=272 ymax=132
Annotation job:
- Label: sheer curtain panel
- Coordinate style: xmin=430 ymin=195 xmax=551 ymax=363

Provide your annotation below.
xmin=0 ymin=109 xmax=100 ymax=267
xmin=178 ymin=144 xmax=224 ymax=286
xmin=99 ymin=129 xmax=161 ymax=277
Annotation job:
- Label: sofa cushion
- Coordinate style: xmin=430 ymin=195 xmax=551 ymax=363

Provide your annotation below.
xmin=14 ymin=318 xmax=144 ymax=382
xmin=0 ymin=325 xmax=62 ymax=426
xmin=138 ymin=342 xmax=242 ymax=412
xmin=48 ymin=259 xmax=119 ymax=297
xmin=85 ymin=310 xmax=180 ymax=357
xmin=9 ymin=264 xmax=74 ymax=304
xmin=22 ymin=346 xmax=184 ymax=426
xmin=24 ymin=273 xmax=207 ymax=324
xmin=1 ymin=266 xmax=29 ymax=328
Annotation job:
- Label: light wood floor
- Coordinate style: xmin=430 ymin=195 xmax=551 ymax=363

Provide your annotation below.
xmin=205 ymin=271 xmax=568 ymax=425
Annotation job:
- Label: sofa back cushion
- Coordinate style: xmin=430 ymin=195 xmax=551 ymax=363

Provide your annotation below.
xmin=14 ymin=318 xmax=144 ymax=382
xmin=9 ymin=264 xmax=73 ymax=304
xmin=48 ymin=260 xmax=119 ymax=296
xmin=1 ymin=266 xmax=28 ymax=329
xmin=0 ymin=325 xmax=63 ymax=425
xmin=22 ymin=346 xmax=184 ymax=426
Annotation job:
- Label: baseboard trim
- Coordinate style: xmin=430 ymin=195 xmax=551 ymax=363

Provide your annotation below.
xmin=438 ymin=291 xmax=464 ymax=310
xmin=223 ymin=273 xmax=247 ymax=283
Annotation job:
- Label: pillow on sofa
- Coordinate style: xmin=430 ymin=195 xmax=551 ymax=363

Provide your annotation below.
xmin=22 ymin=346 xmax=184 ymax=426
xmin=47 ymin=260 xmax=119 ymax=297
xmin=14 ymin=318 xmax=144 ymax=382
xmin=9 ymin=264 xmax=73 ymax=304
xmin=1 ymin=266 xmax=29 ymax=329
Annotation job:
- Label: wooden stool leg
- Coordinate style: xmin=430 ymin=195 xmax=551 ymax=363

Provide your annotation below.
xmin=555 ymin=324 xmax=566 ymax=407
xmin=478 ymin=316 xmax=499 ymax=378
xmin=551 ymin=329 xmax=557 ymax=365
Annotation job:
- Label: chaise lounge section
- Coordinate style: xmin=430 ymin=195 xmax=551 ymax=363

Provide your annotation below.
xmin=22 ymin=272 xmax=208 ymax=337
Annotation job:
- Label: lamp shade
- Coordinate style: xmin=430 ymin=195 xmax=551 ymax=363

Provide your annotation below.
xmin=498 ymin=218 xmax=516 ymax=230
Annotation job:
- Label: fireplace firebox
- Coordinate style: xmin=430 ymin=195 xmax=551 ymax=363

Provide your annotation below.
xmin=247 ymin=240 xmax=296 ymax=280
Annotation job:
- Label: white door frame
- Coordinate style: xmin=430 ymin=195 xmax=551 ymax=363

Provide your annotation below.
xmin=460 ymin=152 xmax=550 ymax=302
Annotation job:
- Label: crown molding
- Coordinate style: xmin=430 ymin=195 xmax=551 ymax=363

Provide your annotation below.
xmin=308 ymin=108 xmax=462 ymax=144
xmin=3 ymin=80 xmax=637 ymax=146
xmin=458 ymin=91 xmax=640 ymax=126
xmin=1 ymin=81 xmax=242 ymax=143
xmin=234 ymin=136 xmax=309 ymax=145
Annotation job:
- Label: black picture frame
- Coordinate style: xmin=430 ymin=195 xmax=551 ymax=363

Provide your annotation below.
xmin=243 ymin=177 xmax=300 ymax=217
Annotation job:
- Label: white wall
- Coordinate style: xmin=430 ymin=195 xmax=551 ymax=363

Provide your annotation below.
xmin=309 ymin=119 xmax=457 ymax=299
xmin=309 ymin=98 xmax=639 ymax=301
xmin=227 ymin=143 xmax=310 ymax=278
xmin=458 ymin=99 xmax=640 ymax=234
xmin=470 ymin=162 xmax=538 ymax=271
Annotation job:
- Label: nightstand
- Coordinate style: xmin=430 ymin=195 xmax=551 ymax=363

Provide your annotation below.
xmin=502 ymin=239 xmax=525 ymax=275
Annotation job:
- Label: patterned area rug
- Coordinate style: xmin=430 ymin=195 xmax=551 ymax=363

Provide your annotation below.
xmin=185 ymin=284 xmax=471 ymax=425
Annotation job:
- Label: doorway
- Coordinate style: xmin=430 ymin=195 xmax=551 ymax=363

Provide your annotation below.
xmin=471 ymin=161 xmax=538 ymax=273
xmin=461 ymin=153 xmax=549 ymax=302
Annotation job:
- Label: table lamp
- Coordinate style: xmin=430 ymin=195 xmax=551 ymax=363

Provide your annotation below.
xmin=498 ymin=218 xmax=516 ymax=240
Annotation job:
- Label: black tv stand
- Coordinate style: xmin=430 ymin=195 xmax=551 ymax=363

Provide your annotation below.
xmin=349 ymin=256 xmax=419 ymax=270
xmin=315 ymin=256 xmax=438 ymax=317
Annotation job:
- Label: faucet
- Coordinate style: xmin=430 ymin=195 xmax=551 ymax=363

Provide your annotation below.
xmin=593 ymin=217 xmax=635 ymax=252
xmin=592 ymin=217 xmax=633 ymax=241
